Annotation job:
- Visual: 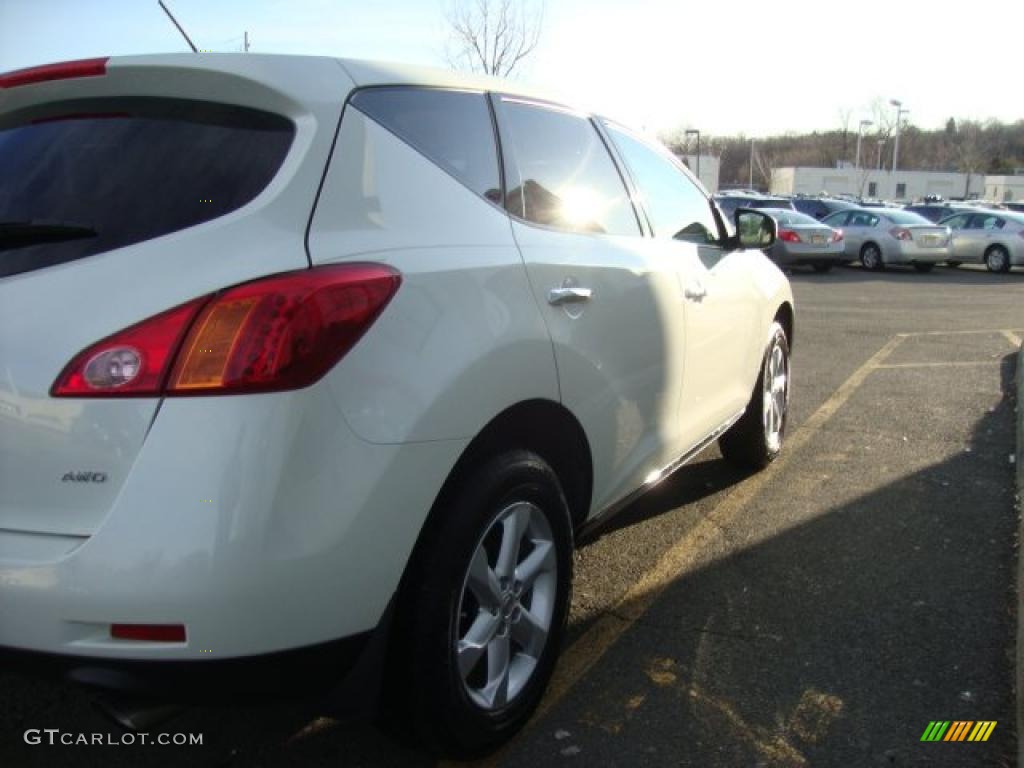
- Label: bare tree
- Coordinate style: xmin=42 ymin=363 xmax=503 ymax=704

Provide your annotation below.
xmin=445 ymin=0 xmax=544 ymax=77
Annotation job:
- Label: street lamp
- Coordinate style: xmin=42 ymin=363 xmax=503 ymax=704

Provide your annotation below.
xmin=749 ymin=139 xmax=755 ymax=190
xmin=890 ymin=99 xmax=909 ymax=197
xmin=685 ymin=128 xmax=700 ymax=185
xmin=854 ymin=119 xmax=873 ymax=169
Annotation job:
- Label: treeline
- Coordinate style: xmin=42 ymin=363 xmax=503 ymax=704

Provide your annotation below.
xmin=662 ymin=118 xmax=1024 ymax=189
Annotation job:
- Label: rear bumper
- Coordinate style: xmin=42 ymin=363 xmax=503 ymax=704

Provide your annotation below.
xmin=770 ymin=244 xmax=848 ymax=266
xmin=888 ymin=242 xmax=950 ymax=264
xmin=0 ymin=382 xmax=466 ymax=668
xmin=0 ymin=631 xmax=372 ymax=702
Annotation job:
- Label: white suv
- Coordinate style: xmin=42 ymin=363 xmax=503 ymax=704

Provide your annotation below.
xmin=0 ymin=54 xmax=793 ymax=755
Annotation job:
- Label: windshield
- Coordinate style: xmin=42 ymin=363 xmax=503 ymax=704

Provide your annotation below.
xmin=0 ymin=99 xmax=294 ymax=278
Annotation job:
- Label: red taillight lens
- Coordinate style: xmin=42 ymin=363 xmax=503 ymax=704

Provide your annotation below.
xmin=0 ymin=57 xmax=108 ymax=89
xmin=52 ymin=298 xmax=210 ymax=397
xmin=890 ymin=227 xmax=912 ymax=241
xmin=52 ymin=264 xmax=401 ymax=398
xmin=832 ymin=229 xmax=844 ymax=242
xmin=778 ymin=229 xmax=802 ymax=243
xmin=111 ymin=624 xmax=186 ymax=643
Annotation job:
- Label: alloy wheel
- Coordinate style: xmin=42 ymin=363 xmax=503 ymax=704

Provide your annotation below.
xmin=455 ymin=501 xmax=557 ymax=711
xmin=762 ymin=338 xmax=788 ymax=453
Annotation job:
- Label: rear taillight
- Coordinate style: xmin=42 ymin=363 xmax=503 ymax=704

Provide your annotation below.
xmin=890 ymin=227 xmax=913 ymax=241
xmin=831 ymin=229 xmax=844 ymax=243
xmin=778 ymin=229 xmax=802 ymax=243
xmin=52 ymin=264 xmax=401 ymax=397
xmin=0 ymin=57 xmax=108 ymax=89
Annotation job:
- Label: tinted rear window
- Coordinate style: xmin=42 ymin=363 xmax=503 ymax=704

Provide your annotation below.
xmin=350 ymin=87 xmax=500 ymax=203
xmin=749 ymin=198 xmax=795 ymax=210
xmin=0 ymin=99 xmax=294 ymax=278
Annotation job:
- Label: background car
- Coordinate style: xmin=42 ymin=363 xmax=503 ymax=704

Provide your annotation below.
xmin=903 ymin=202 xmax=979 ymax=222
xmin=791 ymin=196 xmax=858 ymax=221
xmin=822 ymin=208 xmax=951 ymax=271
xmin=713 ymin=192 xmax=796 ymax=219
xmin=938 ymin=209 xmax=1024 ymax=272
xmin=760 ymin=207 xmax=847 ymax=272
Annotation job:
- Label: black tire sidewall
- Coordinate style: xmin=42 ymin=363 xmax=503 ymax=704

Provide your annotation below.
xmin=986 ymin=247 xmax=1009 ymax=273
xmin=408 ymin=451 xmax=573 ymax=756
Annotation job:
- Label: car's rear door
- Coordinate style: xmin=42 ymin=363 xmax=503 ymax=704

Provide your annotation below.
xmin=493 ymin=97 xmax=686 ymax=514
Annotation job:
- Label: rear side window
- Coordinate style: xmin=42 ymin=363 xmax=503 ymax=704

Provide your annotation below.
xmin=604 ymin=124 xmax=718 ymax=244
xmin=822 ymin=211 xmax=850 ymax=227
xmin=498 ymin=99 xmax=640 ymax=236
xmin=350 ymin=88 xmax=500 ymax=203
xmin=0 ymin=99 xmax=294 ymax=278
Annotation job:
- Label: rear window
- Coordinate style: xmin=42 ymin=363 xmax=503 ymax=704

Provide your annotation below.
xmin=749 ymin=198 xmax=795 ymax=210
xmin=769 ymin=210 xmax=820 ymax=227
xmin=0 ymin=99 xmax=294 ymax=278
xmin=884 ymin=210 xmax=931 ymax=226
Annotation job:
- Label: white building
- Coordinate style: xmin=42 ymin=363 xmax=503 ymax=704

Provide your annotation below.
xmin=675 ymin=154 xmax=720 ymax=193
xmin=983 ymin=175 xmax=1024 ymax=202
xmin=770 ymin=166 xmax=984 ymax=202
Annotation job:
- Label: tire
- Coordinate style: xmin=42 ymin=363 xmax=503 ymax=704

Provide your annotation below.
xmin=985 ymin=245 xmax=1010 ymax=273
xmin=812 ymin=262 xmax=833 ymax=273
xmin=913 ymin=263 xmax=934 ymax=273
xmin=720 ymin=321 xmax=790 ymax=470
xmin=946 ymin=260 xmax=961 ymax=268
xmin=395 ymin=450 xmax=573 ymax=758
xmin=860 ymin=243 xmax=883 ymax=271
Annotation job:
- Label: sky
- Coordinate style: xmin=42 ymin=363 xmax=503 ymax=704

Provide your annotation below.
xmin=1 ymin=0 xmax=1021 ymax=139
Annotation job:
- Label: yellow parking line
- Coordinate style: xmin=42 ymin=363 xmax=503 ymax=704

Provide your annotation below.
xmin=897 ymin=329 xmax=1024 ymax=338
xmin=1003 ymin=330 xmax=1022 ymax=347
xmin=875 ymin=361 xmax=1003 ymax=369
xmin=444 ymin=335 xmax=905 ymax=768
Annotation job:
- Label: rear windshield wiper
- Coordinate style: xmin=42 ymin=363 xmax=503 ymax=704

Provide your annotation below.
xmin=0 ymin=220 xmax=98 ymax=250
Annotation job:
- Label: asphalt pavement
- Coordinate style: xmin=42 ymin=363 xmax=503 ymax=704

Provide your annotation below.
xmin=2 ymin=263 xmax=1021 ymax=767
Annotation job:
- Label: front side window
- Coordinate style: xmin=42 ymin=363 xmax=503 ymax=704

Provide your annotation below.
xmin=968 ymin=214 xmax=1004 ymax=230
xmin=499 ymin=100 xmax=640 ymax=236
xmin=604 ymin=124 xmax=718 ymax=244
xmin=350 ymin=88 xmax=500 ymax=203
xmin=0 ymin=99 xmax=294 ymax=278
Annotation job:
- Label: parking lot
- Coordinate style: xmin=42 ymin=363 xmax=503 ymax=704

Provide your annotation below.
xmin=2 ymin=264 xmax=1021 ymax=767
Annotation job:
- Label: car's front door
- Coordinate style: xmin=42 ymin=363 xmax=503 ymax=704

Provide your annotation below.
xmin=602 ymin=122 xmax=760 ymax=447
xmin=493 ymin=97 xmax=686 ymax=515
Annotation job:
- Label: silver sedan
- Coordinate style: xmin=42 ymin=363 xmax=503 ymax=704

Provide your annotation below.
xmin=821 ymin=208 xmax=951 ymax=272
xmin=760 ymin=208 xmax=847 ymax=272
xmin=938 ymin=210 xmax=1024 ymax=273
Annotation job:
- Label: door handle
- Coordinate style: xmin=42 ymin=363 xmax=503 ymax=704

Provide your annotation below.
xmin=547 ymin=286 xmax=593 ymax=305
xmin=684 ymin=282 xmax=707 ymax=301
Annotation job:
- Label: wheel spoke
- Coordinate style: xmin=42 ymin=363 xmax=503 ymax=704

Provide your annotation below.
xmin=467 ymin=547 xmax=501 ymax=609
xmin=482 ymin=633 xmax=511 ymax=708
xmin=514 ymin=540 xmax=554 ymax=590
xmin=512 ymin=604 xmax=549 ymax=657
xmin=495 ymin=505 xmax=529 ymax=581
xmin=458 ymin=609 xmax=501 ymax=679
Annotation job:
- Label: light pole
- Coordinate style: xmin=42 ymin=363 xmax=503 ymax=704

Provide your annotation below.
xmin=685 ymin=129 xmax=700 ymax=186
xmin=749 ymin=139 xmax=755 ymax=190
xmin=890 ymin=99 xmax=908 ymax=198
xmin=854 ymin=119 xmax=873 ymax=169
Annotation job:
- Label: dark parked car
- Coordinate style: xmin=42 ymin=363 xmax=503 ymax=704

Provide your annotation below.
xmin=713 ymin=193 xmax=796 ymax=219
xmin=791 ymin=196 xmax=858 ymax=220
xmin=903 ymin=203 xmax=978 ymax=223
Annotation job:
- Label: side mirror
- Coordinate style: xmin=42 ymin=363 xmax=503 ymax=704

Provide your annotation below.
xmin=732 ymin=208 xmax=776 ymax=250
